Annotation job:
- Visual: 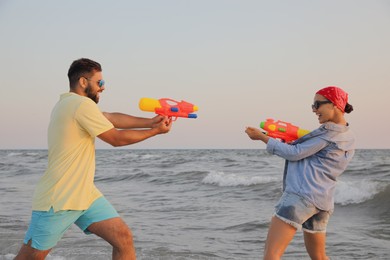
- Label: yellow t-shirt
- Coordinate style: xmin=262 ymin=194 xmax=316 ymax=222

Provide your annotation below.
xmin=32 ymin=93 xmax=114 ymax=212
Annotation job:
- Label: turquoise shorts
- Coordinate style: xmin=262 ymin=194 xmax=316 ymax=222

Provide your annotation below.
xmin=24 ymin=196 xmax=119 ymax=250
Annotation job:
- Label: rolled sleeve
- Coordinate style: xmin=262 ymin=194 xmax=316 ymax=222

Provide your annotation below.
xmin=266 ymin=138 xmax=278 ymax=154
xmin=267 ymin=137 xmax=329 ymax=161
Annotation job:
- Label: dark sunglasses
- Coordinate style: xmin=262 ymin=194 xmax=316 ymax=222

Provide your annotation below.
xmin=83 ymin=77 xmax=105 ymax=88
xmin=312 ymin=100 xmax=332 ymax=110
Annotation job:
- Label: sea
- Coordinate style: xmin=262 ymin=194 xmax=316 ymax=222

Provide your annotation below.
xmin=0 ymin=149 xmax=389 ymax=260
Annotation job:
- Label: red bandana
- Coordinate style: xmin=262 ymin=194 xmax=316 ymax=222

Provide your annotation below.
xmin=316 ymin=86 xmax=348 ymax=113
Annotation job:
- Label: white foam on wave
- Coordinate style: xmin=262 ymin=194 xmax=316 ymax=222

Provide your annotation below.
xmin=7 ymin=152 xmax=23 ymax=157
xmin=2 ymin=254 xmax=66 ymax=259
xmin=7 ymin=152 xmax=39 ymax=157
xmin=335 ymin=179 xmax=386 ymax=205
xmin=119 ymin=153 xmax=159 ymax=160
xmin=140 ymin=154 xmax=159 ymax=160
xmin=202 ymin=171 xmax=279 ymax=187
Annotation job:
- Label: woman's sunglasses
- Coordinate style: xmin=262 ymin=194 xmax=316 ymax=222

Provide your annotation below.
xmin=312 ymin=100 xmax=332 ymax=110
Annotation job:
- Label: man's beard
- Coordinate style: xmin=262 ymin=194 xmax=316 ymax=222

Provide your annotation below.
xmin=85 ymin=84 xmax=99 ymax=103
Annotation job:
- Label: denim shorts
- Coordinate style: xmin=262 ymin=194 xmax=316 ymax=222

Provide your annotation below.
xmin=274 ymin=192 xmax=333 ymax=233
xmin=24 ymin=196 xmax=119 ymax=250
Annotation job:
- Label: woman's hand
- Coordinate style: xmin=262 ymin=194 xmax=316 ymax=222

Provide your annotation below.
xmin=245 ymin=126 xmax=269 ymax=143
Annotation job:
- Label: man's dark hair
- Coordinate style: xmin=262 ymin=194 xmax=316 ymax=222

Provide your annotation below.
xmin=67 ymin=58 xmax=102 ymax=89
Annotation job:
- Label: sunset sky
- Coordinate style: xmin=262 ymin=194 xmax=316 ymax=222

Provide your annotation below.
xmin=1 ymin=0 xmax=389 ymax=149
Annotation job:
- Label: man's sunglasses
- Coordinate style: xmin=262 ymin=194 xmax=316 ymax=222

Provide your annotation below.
xmin=83 ymin=77 xmax=105 ymax=88
xmin=312 ymin=100 xmax=332 ymax=110
xmin=97 ymin=80 xmax=105 ymax=88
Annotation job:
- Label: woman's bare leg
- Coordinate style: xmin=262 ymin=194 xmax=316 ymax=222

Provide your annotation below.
xmin=303 ymin=231 xmax=329 ymax=260
xmin=263 ymin=216 xmax=297 ymax=260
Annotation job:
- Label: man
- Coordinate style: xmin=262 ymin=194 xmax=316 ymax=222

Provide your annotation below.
xmin=15 ymin=58 xmax=172 ymax=259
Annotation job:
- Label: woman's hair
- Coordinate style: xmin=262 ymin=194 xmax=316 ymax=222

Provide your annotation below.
xmin=67 ymin=58 xmax=102 ymax=89
xmin=344 ymin=103 xmax=353 ymax=114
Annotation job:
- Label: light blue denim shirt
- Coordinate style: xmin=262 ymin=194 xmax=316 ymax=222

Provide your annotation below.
xmin=266 ymin=122 xmax=355 ymax=211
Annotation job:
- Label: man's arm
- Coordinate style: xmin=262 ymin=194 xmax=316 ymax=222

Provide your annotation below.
xmin=103 ymin=112 xmax=163 ymax=129
xmin=98 ymin=115 xmax=172 ymax=147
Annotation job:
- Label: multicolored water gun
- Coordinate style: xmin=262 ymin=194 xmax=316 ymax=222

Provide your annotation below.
xmin=139 ymin=98 xmax=198 ymax=120
xmin=260 ymin=118 xmax=310 ymax=143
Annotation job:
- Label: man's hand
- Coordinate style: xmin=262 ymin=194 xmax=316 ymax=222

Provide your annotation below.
xmin=152 ymin=115 xmax=172 ymax=134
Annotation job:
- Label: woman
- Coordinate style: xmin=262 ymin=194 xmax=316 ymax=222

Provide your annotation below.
xmin=245 ymin=86 xmax=355 ymax=260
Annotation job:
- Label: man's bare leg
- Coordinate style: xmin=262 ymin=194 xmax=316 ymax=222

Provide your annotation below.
xmin=14 ymin=240 xmax=51 ymax=260
xmin=87 ymin=217 xmax=136 ymax=260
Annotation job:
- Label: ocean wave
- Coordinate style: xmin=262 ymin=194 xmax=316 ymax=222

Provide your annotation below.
xmin=334 ymin=179 xmax=388 ymax=205
xmin=95 ymin=171 xmax=150 ymax=183
xmin=202 ymin=171 xmax=280 ymax=187
xmin=223 ymin=220 xmax=268 ymax=232
xmin=1 ymin=254 xmax=66 ymax=260
xmin=124 ymin=153 xmax=161 ymax=160
xmin=6 ymin=151 xmax=40 ymax=157
xmin=7 ymin=152 xmax=24 ymax=157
